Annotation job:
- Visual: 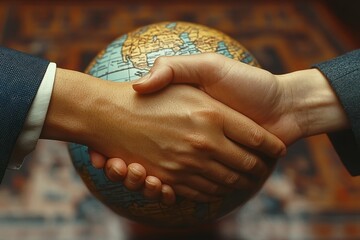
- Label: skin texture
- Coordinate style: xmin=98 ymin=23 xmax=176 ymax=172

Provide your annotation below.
xmin=95 ymin=52 xmax=350 ymax=204
xmin=133 ymin=53 xmax=349 ymax=144
xmin=40 ymin=67 xmax=286 ymax=204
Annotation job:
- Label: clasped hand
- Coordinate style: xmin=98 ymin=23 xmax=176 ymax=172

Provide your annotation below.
xmin=89 ymin=54 xmax=287 ymax=205
xmin=93 ymin=80 xmax=285 ymax=202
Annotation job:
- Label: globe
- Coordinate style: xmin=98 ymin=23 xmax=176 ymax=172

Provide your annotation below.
xmin=69 ymin=21 xmax=259 ymax=227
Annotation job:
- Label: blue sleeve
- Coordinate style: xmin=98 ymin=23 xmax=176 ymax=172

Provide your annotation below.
xmin=0 ymin=47 xmax=49 ymax=181
xmin=313 ymin=49 xmax=360 ymax=176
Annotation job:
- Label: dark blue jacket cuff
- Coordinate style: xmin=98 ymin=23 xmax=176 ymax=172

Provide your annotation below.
xmin=313 ymin=49 xmax=360 ymax=176
xmin=0 ymin=47 xmax=49 ymax=181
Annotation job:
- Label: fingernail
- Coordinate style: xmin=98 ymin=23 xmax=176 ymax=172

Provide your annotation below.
xmin=133 ymin=72 xmax=151 ymax=85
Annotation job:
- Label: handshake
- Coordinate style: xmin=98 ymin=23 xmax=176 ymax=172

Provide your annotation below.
xmin=42 ymin=53 xmax=350 ymax=206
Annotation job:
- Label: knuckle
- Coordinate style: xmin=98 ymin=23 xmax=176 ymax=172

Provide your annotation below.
xmin=204 ymin=110 xmax=222 ymax=123
xmin=242 ymin=154 xmax=259 ymax=172
xmin=242 ymin=154 xmax=272 ymax=180
xmin=190 ymin=108 xmax=222 ymax=124
xmin=201 ymin=53 xmax=225 ymax=77
xmin=184 ymin=110 xmax=223 ymax=152
xmin=203 ymin=53 xmax=221 ymax=64
xmin=159 ymin=160 xmax=183 ymax=172
xmin=208 ymin=184 xmax=221 ymax=195
xmin=224 ymin=172 xmax=241 ymax=186
xmin=179 ymin=157 xmax=202 ymax=172
xmin=249 ymin=128 xmax=266 ymax=148
xmin=185 ymin=132 xmax=213 ymax=151
xmin=154 ymin=56 xmax=169 ymax=66
xmin=191 ymin=135 xmax=213 ymax=151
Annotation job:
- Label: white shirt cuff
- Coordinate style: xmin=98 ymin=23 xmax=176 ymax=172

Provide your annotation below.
xmin=8 ymin=62 xmax=57 ymax=169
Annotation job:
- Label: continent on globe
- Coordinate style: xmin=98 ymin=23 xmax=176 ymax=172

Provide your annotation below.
xmin=69 ymin=21 xmax=259 ymax=227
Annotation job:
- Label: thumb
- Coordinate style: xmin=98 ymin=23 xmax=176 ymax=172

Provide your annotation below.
xmin=132 ymin=55 xmax=206 ymax=94
xmin=132 ymin=64 xmax=174 ymax=94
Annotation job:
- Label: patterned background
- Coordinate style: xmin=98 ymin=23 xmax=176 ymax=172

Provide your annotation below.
xmin=0 ymin=1 xmax=359 ymax=239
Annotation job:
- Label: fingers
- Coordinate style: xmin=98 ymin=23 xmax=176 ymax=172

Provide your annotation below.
xmin=104 ymin=158 xmax=128 ymax=181
xmin=143 ymin=172 xmax=237 ymax=203
xmin=181 ymin=175 xmax=233 ymax=196
xmin=104 ymin=159 xmax=147 ymax=190
xmin=89 ymin=149 xmax=107 ymax=169
xmin=222 ymin=107 xmax=286 ymax=159
xmin=118 ymin=166 xmax=230 ymax=204
xmin=212 ymin=139 xmax=272 ymax=178
xmin=104 ymin=160 xmax=175 ymax=204
xmin=122 ymin=163 xmax=147 ymax=191
xmin=94 ymin=153 xmax=256 ymax=204
xmin=143 ymin=176 xmax=162 ymax=200
xmin=195 ymin=159 xmax=261 ymax=190
xmin=143 ymin=177 xmax=177 ymax=205
xmin=103 ymin=158 xmax=227 ymax=204
xmin=172 ymin=184 xmax=221 ymax=203
xmin=161 ymin=185 xmax=176 ymax=205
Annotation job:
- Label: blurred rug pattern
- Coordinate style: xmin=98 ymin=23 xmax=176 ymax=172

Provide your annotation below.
xmin=0 ymin=1 xmax=359 ymax=240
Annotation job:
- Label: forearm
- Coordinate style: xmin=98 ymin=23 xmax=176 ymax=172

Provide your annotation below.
xmin=278 ymin=68 xmax=350 ymax=138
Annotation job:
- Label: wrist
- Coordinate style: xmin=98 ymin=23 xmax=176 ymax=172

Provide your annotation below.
xmin=40 ymin=68 xmax=105 ymax=145
xmin=278 ymin=68 xmax=350 ymax=138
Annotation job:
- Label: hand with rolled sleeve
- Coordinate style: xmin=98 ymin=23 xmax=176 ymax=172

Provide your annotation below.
xmin=0 ymin=47 xmax=286 ymax=205
xmin=0 ymin=46 xmax=151 ymax=195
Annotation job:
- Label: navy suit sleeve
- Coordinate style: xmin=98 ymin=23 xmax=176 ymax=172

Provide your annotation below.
xmin=0 ymin=47 xmax=49 ymax=181
xmin=314 ymin=49 xmax=360 ymax=176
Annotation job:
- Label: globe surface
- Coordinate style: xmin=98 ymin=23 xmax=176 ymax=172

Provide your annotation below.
xmin=69 ymin=21 xmax=258 ymax=227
